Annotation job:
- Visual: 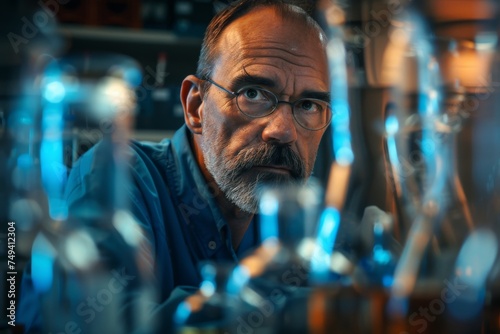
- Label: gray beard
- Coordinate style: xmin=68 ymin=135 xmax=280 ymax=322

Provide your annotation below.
xmin=202 ymin=141 xmax=266 ymax=213
xmin=201 ymin=138 xmax=310 ymax=214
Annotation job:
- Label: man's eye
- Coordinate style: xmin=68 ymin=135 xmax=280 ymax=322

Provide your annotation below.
xmin=241 ymin=87 xmax=265 ymax=100
xmin=297 ymin=100 xmax=322 ymax=113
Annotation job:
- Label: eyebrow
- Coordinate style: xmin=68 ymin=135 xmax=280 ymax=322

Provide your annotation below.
xmin=230 ymin=74 xmax=276 ymax=91
xmin=230 ymin=73 xmax=331 ymax=103
xmin=300 ymin=91 xmax=331 ymax=103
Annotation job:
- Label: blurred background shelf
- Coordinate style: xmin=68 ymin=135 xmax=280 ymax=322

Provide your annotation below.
xmin=49 ymin=0 xmax=214 ymax=134
xmin=57 ymin=25 xmax=203 ymax=47
xmin=55 ymin=24 xmax=202 ymax=134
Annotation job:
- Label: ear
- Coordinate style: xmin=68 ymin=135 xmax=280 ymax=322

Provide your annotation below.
xmin=181 ymin=75 xmax=204 ymax=135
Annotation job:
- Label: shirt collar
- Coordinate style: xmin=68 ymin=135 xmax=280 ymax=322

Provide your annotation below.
xmin=168 ymin=126 xmax=261 ymax=260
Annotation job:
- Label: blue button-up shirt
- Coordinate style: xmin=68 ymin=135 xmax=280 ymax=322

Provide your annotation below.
xmin=19 ymin=125 xmax=260 ymax=332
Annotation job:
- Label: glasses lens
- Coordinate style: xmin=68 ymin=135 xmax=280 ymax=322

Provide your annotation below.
xmin=236 ymin=87 xmax=276 ymax=117
xmin=293 ymin=99 xmax=331 ymax=130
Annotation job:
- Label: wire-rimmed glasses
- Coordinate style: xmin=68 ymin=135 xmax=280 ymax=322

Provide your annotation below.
xmin=203 ymin=78 xmax=332 ymax=131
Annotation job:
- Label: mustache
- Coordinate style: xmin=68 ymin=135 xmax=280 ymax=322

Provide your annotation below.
xmin=230 ymin=143 xmax=306 ymax=179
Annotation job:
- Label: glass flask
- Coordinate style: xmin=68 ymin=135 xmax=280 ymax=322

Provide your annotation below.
xmin=176 ymin=181 xmax=325 ymax=334
xmin=298 ymin=2 xmax=401 ymax=333
xmin=477 ymin=10 xmax=500 ymax=330
xmin=173 ymin=261 xmax=249 ymax=334
xmin=381 ymin=1 xmax=500 ymax=332
xmin=25 ymin=53 xmax=158 ymax=334
xmin=229 ymin=179 xmax=324 ymax=334
xmin=1 ymin=4 xmax=63 ymax=332
xmin=304 ymin=204 xmax=402 ymax=334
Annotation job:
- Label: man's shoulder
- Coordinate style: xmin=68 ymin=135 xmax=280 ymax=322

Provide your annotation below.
xmin=69 ymin=137 xmax=173 ymax=180
xmin=64 ymin=129 xmax=185 ymax=205
xmin=128 ymin=125 xmax=190 ymax=168
xmin=71 ymin=126 xmax=190 ymax=176
xmin=129 ymin=138 xmax=174 ymax=167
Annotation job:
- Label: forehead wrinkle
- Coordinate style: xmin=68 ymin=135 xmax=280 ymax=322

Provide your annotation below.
xmin=242 ymin=60 xmax=328 ymax=86
xmin=214 ymin=12 xmax=328 ymax=93
xmin=240 ymin=59 xmax=320 ymax=78
xmin=220 ymin=17 xmax=325 ymax=64
xmin=239 ymin=46 xmax=320 ymax=71
xmin=238 ymin=61 xmax=329 ymax=92
xmin=239 ymin=31 xmax=326 ymax=57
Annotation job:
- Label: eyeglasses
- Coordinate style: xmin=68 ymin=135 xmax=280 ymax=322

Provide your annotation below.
xmin=203 ymin=78 xmax=332 ymax=131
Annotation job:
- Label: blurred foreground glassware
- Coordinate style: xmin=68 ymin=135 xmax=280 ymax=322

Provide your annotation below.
xmin=477 ymin=9 xmax=500 ymax=331
xmin=226 ymin=179 xmax=324 ymax=334
xmin=381 ymin=2 xmax=500 ymax=332
xmin=26 ymin=52 xmax=158 ymax=334
xmin=305 ymin=205 xmax=402 ymax=334
xmin=2 ymin=3 xmax=64 ymax=258
xmin=299 ymin=2 xmax=400 ymax=333
xmin=1 ymin=5 xmax=65 ymax=331
xmin=173 ymin=261 xmax=249 ymax=334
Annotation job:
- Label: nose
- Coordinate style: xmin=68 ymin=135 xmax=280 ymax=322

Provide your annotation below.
xmin=261 ymin=102 xmax=298 ymax=144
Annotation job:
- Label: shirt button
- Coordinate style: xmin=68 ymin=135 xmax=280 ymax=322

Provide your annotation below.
xmin=208 ymin=240 xmax=217 ymax=250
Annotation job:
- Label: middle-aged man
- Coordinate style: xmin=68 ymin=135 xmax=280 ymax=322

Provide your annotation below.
xmin=19 ymin=0 xmax=332 ymax=332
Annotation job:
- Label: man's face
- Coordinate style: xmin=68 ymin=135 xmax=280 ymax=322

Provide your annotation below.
xmin=199 ymin=7 xmax=330 ymax=213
